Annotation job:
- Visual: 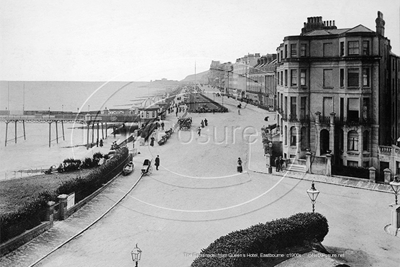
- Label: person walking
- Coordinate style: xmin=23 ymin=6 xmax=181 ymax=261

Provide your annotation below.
xmin=155 ymin=155 xmax=160 ymax=170
xmin=150 ymin=136 xmax=155 ymax=147
xmin=275 ymin=157 xmax=280 ymax=172
xmin=161 ymin=121 xmax=165 ymax=130
xmin=201 ymin=120 xmax=204 ymax=128
xmin=197 ymin=127 xmax=201 ymax=136
xmin=237 ymin=157 xmax=243 ymax=173
xmin=204 ymin=118 xmax=208 ymax=126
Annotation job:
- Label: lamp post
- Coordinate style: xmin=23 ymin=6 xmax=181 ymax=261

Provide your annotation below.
xmin=266 ymin=141 xmax=273 ymax=173
xmin=307 ymin=181 xmax=320 ymax=213
xmin=48 ymin=107 xmax=51 ymax=119
xmin=62 ymin=105 xmax=64 ymax=119
xmin=131 ymin=243 xmax=142 ymax=267
xmin=390 ymin=175 xmax=400 ymax=205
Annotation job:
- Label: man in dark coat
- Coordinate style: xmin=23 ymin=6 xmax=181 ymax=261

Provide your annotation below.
xmin=275 ymin=157 xmax=280 ymax=172
xmin=155 ymin=155 xmax=160 ymax=170
xmin=204 ymin=118 xmax=208 ymax=126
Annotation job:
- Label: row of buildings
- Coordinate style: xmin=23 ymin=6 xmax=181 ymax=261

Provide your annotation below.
xmin=208 ymin=11 xmax=400 ymax=181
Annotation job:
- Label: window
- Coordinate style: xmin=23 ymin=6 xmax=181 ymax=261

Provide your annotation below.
xmin=284 ymin=70 xmax=288 ymax=86
xmin=340 ymin=69 xmax=344 ymax=87
xmin=397 ymin=161 xmax=400 ymax=175
xmin=290 ymin=127 xmax=297 ymax=146
xmin=280 ymin=50 xmax=283 ymax=61
xmin=277 ymin=72 xmax=280 ymax=85
xmin=146 ymin=111 xmax=149 ymax=118
xmin=284 ymin=125 xmax=287 ymax=145
xmin=348 ymin=98 xmax=359 ymax=122
xmin=280 ymin=71 xmax=283 ymax=85
xmin=300 ymin=97 xmax=306 ymax=120
xmin=323 ymin=69 xmax=333 ymax=88
xmin=362 ymin=98 xmax=369 ymax=120
xmin=348 ymin=41 xmax=359 ymax=55
xmin=362 ymin=41 xmax=370 ymax=55
xmin=291 ymin=69 xmax=297 ymax=86
xmin=285 ymin=45 xmax=288 ymax=58
xmin=291 ymin=44 xmax=297 ymax=57
xmin=340 ymin=42 xmax=344 ymax=56
xmin=290 ymin=97 xmax=297 ymax=119
xmin=300 ymin=44 xmax=307 ymax=57
xmin=300 ymin=69 xmax=307 ymax=86
xmin=347 ymin=160 xmax=358 ymax=167
xmin=362 ymin=68 xmax=369 ymax=86
xmin=340 ymin=98 xmax=344 ymax=122
xmin=348 ymin=130 xmax=359 ymax=151
xmin=348 ymin=68 xmax=359 ymax=87
xmin=363 ymin=130 xmax=369 ymax=151
xmin=284 ymin=96 xmax=288 ymax=116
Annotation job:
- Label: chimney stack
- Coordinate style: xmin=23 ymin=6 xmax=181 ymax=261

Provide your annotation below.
xmin=375 ymin=11 xmax=385 ymax=36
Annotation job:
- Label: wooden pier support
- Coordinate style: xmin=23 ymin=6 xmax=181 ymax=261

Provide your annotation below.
xmin=48 ymin=122 xmax=51 ymax=147
xmin=5 ymin=122 xmax=8 ymax=146
xmin=97 ymin=123 xmax=99 ymax=145
xmin=62 ymin=121 xmax=65 ymax=141
xmin=23 ymin=120 xmax=26 ymax=140
xmin=15 ymin=121 xmax=17 ymax=144
xmin=86 ymin=122 xmax=90 ymax=149
xmin=55 ymin=121 xmax=59 ymax=144
xmin=91 ymin=122 xmax=95 ymax=146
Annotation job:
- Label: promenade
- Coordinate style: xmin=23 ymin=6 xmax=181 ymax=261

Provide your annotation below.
xmin=1 ymin=86 xmax=399 ymax=267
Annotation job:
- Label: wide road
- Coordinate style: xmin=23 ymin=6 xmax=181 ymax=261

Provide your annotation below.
xmin=4 ymin=86 xmax=399 ymax=267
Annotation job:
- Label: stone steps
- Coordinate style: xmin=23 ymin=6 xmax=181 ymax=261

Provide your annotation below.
xmin=287 ymin=164 xmax=307 ymax=173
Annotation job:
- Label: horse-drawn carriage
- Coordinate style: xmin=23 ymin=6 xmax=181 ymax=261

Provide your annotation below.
xmin=177 ymin=117 xmax=192 ymax=130
xmin=141 ymin=159 xmax=152 ymax=175
xmin=122 ymin=161 xmax=134 ymax=176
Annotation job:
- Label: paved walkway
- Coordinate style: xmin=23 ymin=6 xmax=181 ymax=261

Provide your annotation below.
xmin=1 ymin=86 xmax=398 ymax=267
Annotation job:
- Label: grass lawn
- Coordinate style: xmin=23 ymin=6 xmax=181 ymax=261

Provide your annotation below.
xmin=0 ymin=169 xmax=92 ymax=214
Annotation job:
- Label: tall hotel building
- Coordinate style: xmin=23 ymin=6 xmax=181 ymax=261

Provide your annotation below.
xmin=275 ymin=12 xmax=399 ymax=179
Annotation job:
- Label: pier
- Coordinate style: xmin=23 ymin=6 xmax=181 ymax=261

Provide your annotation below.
xmin=0 ymin=114 xmax=140 ymax=147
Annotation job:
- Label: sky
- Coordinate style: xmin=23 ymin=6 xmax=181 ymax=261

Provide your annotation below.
xmin=0 ymin=0 xmax=399 ymax=82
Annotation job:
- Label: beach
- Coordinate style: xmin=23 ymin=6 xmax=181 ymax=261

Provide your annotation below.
xmin=0 ymin=80 xmax=175 ymax=180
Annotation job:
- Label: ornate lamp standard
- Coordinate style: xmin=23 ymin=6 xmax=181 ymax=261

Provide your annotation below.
xmin=385 ymin=175 xmax=400 ymax=236
xmin=390 ymin=175 xmax=400 ymax=205
xmin=307 ymin=181 xmax=320 ymax=213
xmin=131 ymin=243 xmax=142 ymax=267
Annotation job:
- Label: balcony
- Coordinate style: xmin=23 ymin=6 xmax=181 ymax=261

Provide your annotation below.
xmin=299 ymin=115 xmax=310 ymax=124
xmin=289 ymin=114 xmax=298 ymax=122
xmin=335 ymin=117 xmax=373 ymax=127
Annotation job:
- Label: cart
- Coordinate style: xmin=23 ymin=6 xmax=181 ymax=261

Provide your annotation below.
xmin=141 ymin=159 xmax=152 ymax=175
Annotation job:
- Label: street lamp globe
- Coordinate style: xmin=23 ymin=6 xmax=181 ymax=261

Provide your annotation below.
xmin=307 ymin=181 xmax=320 ymax=212
xmin=389 ymin=175 xmax=400 ymax=205
xmin=131 ymin=243 xmax=142 ymax=266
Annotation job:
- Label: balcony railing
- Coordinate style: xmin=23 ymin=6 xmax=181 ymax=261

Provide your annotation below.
xmin=288 ymin=114 xmax=298 ymax=122
xmin=299 ymin=115 xmax=310 ymax=124
xmin=335 ymin=117 xmax=373 ymax=126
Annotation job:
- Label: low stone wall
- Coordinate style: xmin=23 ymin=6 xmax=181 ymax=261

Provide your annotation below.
xmin=0 ymin=221 xmax=51 ymax=257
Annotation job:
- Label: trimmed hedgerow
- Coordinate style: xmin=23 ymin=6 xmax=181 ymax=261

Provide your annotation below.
xmin=191 ymin=212 xmax=329 ymax=267
xmin=0 ymin=191 xmax=56 ymax=243
xmin=0 ymin=148 xmax=128 ymax=244
xmin=56 ymin=147 xmax=129 ymax=202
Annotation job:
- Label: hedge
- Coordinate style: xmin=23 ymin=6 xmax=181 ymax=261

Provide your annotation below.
xmin=56 ymin=147 xmax=129 ymax=202
xmin=191 ymin=212 xmax=329 ymax=267
xmin=0 ymin=147 xmax=129 ymax=244
xmin=0 ymin=191 xmax=55 ymax=243
xmin=332 ymin=165 xmax=369 ymax=179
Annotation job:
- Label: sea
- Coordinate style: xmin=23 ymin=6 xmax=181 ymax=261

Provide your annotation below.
xmin=0 ymin=80 xmax=179 ymax=180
